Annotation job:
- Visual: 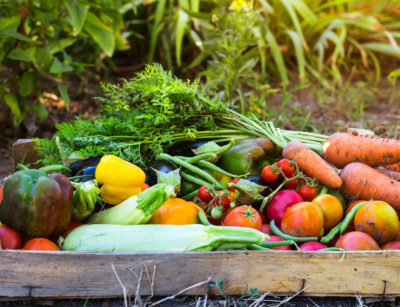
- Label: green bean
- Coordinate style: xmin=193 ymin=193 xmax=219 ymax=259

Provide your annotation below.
xmin=320 ymin=223 xmax=340 ymax=244
xmin=269 ymin=220 xmax=318 ymax=242
xmin=182 ymin=189 xmax=199 ymax=201
xmin=40 ymin=164 xmax=71 ymax=173
xmin=248 ymin=244 xmax=273 ymax=251
xmin=196 ymin=207 xmax=211 ymax=226
xmin=180 ymin=171 xmax=213 ymax=187
xmin=159 ymin=153 xmax=222 ymax=188
xmin=178 ymin=156 xmax=248 ymax=178
xmin=260 ymin=240 xmax=294 ymax=248
xmin=340 ymin=200 xmax=372 ymax=235
xmin=319 ymin=247 xmax=346 ymax=262
xmin=67 ymin=174 xmax=93 ymax=181
xmin=183 ymin=153 xmax=217 ymax=164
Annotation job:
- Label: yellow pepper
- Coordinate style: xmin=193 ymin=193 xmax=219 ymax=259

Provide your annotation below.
xmin=95 ymin=155 xmax=145 ymax=205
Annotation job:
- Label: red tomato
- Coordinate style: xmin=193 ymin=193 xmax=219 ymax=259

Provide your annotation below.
xmin=0 ymin=224 xmax=22 ymax=249
xmin=229 ymin=178 xmax=241 ymax=192
xmin=61 ymin=221 xmax=83 ymax=238
xmin=261 ymin=166 xmax=279 ymax=183
xmin=277 ymin=159 xmax=295 ymax=177
xmin=197 ymin=186 xmax=214 ymax=203
xmin=223 ymin=205 xmax=262 ymax=231
xmin=299 ymin=185 xmax=317 ymax=201
xmin=214 ymin=196 xmax=231 ymax=211
xmin=23 ymin=238 xmax=60 ymax=251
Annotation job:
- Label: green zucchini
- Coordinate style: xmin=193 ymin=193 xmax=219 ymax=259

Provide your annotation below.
xmin=88 ymin=183 xmax=174 ymax=225
xmin=62 ymin=224 xmax=267 ymax=252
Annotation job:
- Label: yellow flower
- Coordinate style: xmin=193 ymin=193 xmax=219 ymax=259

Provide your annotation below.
xmin=229 ymin=0 xmax=252 ymax=12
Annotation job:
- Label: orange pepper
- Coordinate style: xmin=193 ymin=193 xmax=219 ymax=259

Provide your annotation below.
xmin=149 ymin=198 xmax=206 ymax=225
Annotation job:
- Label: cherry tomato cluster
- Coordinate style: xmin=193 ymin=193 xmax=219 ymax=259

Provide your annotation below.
xmin=197 ymin=179 xmax=239 ymax=222
xmin=261 ymin=159 xmax=317 ymax=201
xmin=261 ymin=159 xmax=296 ymax=185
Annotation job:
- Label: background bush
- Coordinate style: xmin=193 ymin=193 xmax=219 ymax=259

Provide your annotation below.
xmin=1 ymin=0 xmax=400 ymax=130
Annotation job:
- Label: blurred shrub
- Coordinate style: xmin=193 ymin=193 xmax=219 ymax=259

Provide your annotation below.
xmin=0 ymin=0 xmax=133 ymax=126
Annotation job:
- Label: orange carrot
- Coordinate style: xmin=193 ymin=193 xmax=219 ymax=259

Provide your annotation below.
xmin=323 ymin=132 xmax=400 ymax=168
xmin=341 ymin=162 xmax=400 ymax=210
xmin=282 ymin=141 xmax=342 ymax=189
xmin=384 ymin=162 xmax=400 ymax=173
xmin=375 ymin=166 xmax=400 ymax=182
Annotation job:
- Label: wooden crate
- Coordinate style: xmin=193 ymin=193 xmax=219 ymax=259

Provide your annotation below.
xmin=2 ymin=140 xmax=400 ymax=299
xmin=1 ymin=249 xmax=400 ymax=299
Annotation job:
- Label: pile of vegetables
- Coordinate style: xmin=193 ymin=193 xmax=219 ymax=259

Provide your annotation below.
xmin=1 ymin=65 xmax=400 ymax=254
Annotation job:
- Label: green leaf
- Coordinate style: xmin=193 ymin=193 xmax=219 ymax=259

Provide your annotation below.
xmin=7 ymin=48 xmax=35 ymax=62
xmin=57 ymin=83 xmax=70 ymax=111
xmin=362 ymin=43 xmax=400 ymax=57
xmin=0 ymin=49 xmax=5 ymax=63
xmin=84 ymin=12 xmax=115 ymax=57
xmin=175 ymin=9 xmax=189 ymax=67
xmin=4 ymin=93 xmax=24 ymax=126
xmin=64 ymin=0 xmax=89 ymax=35
xmin=286 ymin=30 xmax=306 ymax=81
xmin=47 ymin=38 xmax=77 ymax=54
xmin=148 ymin=0 xmax=167 ymax=62
xmin=0 ymin=30 xmax=34 ymax=42
xmin=18 ymin=71 xmax=37 ymax=97
xmin=34 ymin=47 xmax=54 ymax=72
xmin=50 ymin=57 xmax=73 ymax=73
xmin=0 ymin=16 xmax=21 ymax=32
xmin=280 ymin=0 xmax=308 ymax=50
xmin=266 ymin=31 xmax=288 ymax=84
xmin=33 ymin=101 xmax=49 ymax=122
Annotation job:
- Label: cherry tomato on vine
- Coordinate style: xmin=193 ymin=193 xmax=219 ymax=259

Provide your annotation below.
xmin=261 ymin=165 xmax=279 ymax=183
xmin=299 ymin=185 xmax=317 ymax=201
xmin=284 ymin=173 xmax=299 ymax=189
xmin=197 ymin=186 xmax=214 ymax=203
xmin=277 ymin=159 xmax=295 ymax=177
xmin=213 ymin=196 xmax=231 ymax=211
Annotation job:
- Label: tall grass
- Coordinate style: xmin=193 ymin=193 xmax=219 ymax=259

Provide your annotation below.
xmin=148 ymin=0 xmax=400 ymax=85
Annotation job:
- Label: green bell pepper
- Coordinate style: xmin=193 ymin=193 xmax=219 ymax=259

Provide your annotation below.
xmin=71 ymin=180 xmax=100 ymax=221
xmin=217 ymin=138 xmax=281 ymax=175
xmin=0 ymin=169 xmax=73 ymax=238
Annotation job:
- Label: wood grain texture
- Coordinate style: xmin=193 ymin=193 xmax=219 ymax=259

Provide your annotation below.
xmin=1 ymin=250 xmax=400 ymax=299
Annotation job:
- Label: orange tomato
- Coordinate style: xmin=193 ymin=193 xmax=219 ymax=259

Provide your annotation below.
xmin=149 ymin=198 xmax=206 ymax=225
xmin=23 ymin=238 xmax=60 ymax=251
xmin=312 ymin=194 xmax=343 ymax=231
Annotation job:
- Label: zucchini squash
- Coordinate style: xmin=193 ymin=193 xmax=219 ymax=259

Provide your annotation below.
xmin=62 ymin=224 xmax=267 ymax=252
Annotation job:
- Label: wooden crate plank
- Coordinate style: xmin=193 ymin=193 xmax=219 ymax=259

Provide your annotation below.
xmin=12 ymin=139 xmax=42 ymax=169
xmin=1 ymin=250 xmax=400 ymax=299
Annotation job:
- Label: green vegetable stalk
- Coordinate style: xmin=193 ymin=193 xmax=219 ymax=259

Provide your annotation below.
xmin=62 ymin=224 xmax=267 ymax=252
xmin=71 ymin=180 xmax=100 ymax=221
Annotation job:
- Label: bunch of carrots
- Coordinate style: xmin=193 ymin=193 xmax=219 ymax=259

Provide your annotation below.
xmin=283 ymin=132 xmax=400 ymax=211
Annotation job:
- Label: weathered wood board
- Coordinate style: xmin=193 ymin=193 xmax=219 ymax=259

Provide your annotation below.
xmin=1 ymin=250 xmax=400 ymax=299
